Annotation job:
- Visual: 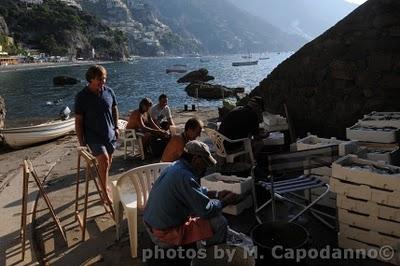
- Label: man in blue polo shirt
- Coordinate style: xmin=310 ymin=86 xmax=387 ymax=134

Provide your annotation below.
xmin=75 ymin=65 xmax=119 ymax=203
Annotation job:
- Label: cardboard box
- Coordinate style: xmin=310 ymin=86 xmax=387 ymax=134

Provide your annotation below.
xmin=346 ymin=124 xmax=399 ymax=143
xmin=201 ymin=173 xmax=253 ymax=194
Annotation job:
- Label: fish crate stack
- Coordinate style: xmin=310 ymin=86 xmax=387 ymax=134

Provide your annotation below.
xmin=347 ymin=111 xmax=400 ymax=166
xmin=331 ymin=154 xmax=400 ymax=265
xmin=201 ymin=173 xmax=253 ymax=215
xmin=296 ymin=134 xmax=359 ymax=209
xmin=347 ymin=111 xmax=400 ymax=144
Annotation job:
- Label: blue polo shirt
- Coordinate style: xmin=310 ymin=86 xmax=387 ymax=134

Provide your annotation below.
xmin=74 ymin=86 xmax=117 ymax=145
xmin=143 ymin=159 xmax=223 ymax=230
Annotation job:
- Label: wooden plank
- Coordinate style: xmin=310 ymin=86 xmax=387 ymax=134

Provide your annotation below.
xmin=337 ymin=194 xmax=400 ymax=223
xmin=338 ymin=208 xmax=400 ymax=237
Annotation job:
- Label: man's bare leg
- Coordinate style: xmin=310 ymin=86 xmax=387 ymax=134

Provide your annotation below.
xmin=96 ymin=153 xmax=112 ymax=203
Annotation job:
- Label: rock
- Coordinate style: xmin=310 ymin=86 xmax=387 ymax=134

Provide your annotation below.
xmin=249 ymin=0 xmax=400 ymax=139
xmin=177 ymin=68 xmax=215 ymax=83
xmin=0 ymin=16 xmax=9 ymax=35
xmin=53 ymin=76 xmax=80 ymax=86
xmin=185 ymin=82 xmax=244 ymax=99
xmin=0 ymin=96 xmax=5 ymax=129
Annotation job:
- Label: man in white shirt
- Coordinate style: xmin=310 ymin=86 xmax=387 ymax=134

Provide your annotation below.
xmin=150 ymin=94 xmax=175 ymax=130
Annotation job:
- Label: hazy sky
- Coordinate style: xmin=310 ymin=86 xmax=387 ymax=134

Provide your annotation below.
xmin=345 ymin=0 xmax=367 ymax=4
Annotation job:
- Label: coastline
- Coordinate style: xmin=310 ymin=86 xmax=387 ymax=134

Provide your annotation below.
xmin=0 ymin=60 xmax=115 ymax=73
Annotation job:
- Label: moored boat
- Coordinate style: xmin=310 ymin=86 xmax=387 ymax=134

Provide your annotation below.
xmin=166 ymin=64 xmax=187 ymax=74
xmin=0 ymin=117 xmax=75 ymax=148
xmin=232 ymin=60 xmax=258 ymax=67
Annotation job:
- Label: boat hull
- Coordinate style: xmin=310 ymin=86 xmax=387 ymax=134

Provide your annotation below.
xmin=0 ymin=118 xmax=75 ymax=148
xmin=232 ymin=60 xmax=258 ymax=66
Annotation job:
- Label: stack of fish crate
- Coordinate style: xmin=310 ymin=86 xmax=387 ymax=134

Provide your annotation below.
xmin=331 ymin=154 xmax=400 ymax=265
xmin=296 ymin=134 xmax=359 ymax=208
xmin=346 ymin=112 xmax=400 ymax=156
xmin=351 ymin=112 xmax=400 ymax=167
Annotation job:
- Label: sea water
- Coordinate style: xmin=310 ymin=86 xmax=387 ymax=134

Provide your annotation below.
xmin=0 ymin=52 xmax=292 ymax=126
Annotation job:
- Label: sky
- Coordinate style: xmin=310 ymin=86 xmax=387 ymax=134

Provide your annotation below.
xmin=345 ymin=0 xmax=367 ymax=4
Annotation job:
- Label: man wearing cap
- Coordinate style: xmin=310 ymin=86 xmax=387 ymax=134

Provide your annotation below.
xmin=143 ymin=140 xmax=238 ymax=247
xmin=219 ymin=96 xmax=266 ymax=153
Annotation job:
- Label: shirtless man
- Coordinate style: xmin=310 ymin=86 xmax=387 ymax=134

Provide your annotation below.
xmin=127 ymin=98 xmax=168 ymax=150
xmin=161 ymin=118 xmax=203 ymax=162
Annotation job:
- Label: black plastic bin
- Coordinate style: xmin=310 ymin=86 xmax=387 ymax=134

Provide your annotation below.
xmin=251 ymin=221 xmax=309 ymax=266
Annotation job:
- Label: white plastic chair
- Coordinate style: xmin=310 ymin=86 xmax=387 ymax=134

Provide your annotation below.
xmin=111 ymin=162 xmax=172 ymax=258
xmin=118 ymin=119 xmax=145 ymax=160
xmin=204 ymin=128 xmax=255 ymax=164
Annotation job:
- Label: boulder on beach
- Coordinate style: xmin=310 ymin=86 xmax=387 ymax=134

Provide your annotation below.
xmin=185 ymin=82 xmax=244 ymax=99
xmin=177 ymin=68 xmax=215 ymax=83
xmin=53 ymin=76 xmax=80 ymax=86
xmin=0 ymin=95 xmax=6 ymax=129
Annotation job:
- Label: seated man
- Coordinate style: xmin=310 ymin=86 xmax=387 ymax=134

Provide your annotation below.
xmin=161 ymin=118 xmax=203 ymax=162
xmin=127 ymin=97 xmax=169 ymax=151
xmin=150 ymin=94 xmax=175 ymax=130
xmin=218 ymin=96 xmax=266 ymax=153
xmin=143 ymin=140 xmax=238 ymax=247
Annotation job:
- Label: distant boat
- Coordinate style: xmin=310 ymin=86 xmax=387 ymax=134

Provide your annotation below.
xmin=259 ymin=57 xmax=269 ymax=60
xmin=232 ymin=60 xmax=258 ymax=67
xmin=166 ymin=64 xmax=187 ymax=74
xmin=0 ymin=117 xmax=75 ymax=148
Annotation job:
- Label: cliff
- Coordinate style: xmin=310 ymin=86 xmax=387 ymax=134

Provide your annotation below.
xmin=250 ymin=0 xmax=400 ymax=138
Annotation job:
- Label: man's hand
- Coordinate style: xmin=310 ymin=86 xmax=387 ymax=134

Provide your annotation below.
xmin=115 ymin=128 xmax=119 ymax=139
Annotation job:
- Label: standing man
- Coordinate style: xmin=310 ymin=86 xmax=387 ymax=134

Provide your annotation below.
xmin=75 ymin=65 xmax=119 ymax=203
xmin=150 ymin=94 xmax=175 ymax=130
xmin=144 ymin=140 xmax=238 ymax=247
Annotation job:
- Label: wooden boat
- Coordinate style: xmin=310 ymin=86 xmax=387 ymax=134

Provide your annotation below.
xmin=232 ymin=60 xmax=258 ymax=67
xmin=0 ymin=118 xmax=75 ymax=148
xmin=166 ymin=64 xmax=187 ymax=74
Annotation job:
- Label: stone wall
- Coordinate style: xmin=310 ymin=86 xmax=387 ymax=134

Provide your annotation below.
xmin=0 ymin=96 xmax=5 ymax=129
xmin=250 ymin=0 xmax=400 ymax=139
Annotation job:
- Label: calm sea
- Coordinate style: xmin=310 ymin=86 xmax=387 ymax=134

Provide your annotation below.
xmin=0 ymin=52 xmax=292 ymax=126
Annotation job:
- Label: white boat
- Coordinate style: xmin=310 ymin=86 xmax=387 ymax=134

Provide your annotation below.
xmin=0 ymin=118 xmax=75 ymax=148
xmin=232 ymin=60 xmax=258 ymax=67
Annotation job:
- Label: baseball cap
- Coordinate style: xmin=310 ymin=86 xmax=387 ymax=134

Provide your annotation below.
xmin=184 ymin=140 xmax=217 ymax=166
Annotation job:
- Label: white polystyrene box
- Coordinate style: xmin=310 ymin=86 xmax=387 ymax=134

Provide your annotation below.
xmin=222 ymin=195 xmax=253 ymax=215
xmin=359 ymin=111 xmax=400 ymax=129
xmin=201 ymin=173 xmax=253 ymax=194
xmin=332 ymin=154 xmax=400 ymax=192
xmin=296 ymin=134 xmax=359 ymax=156
xmin=346 ymin=124 xmax=399 ymax=143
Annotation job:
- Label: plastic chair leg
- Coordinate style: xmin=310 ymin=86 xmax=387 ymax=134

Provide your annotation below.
xmin=125 ymin=207 xmax=138 ymax=258
xmin=111 ymin=181 xmax=123 ymax=240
